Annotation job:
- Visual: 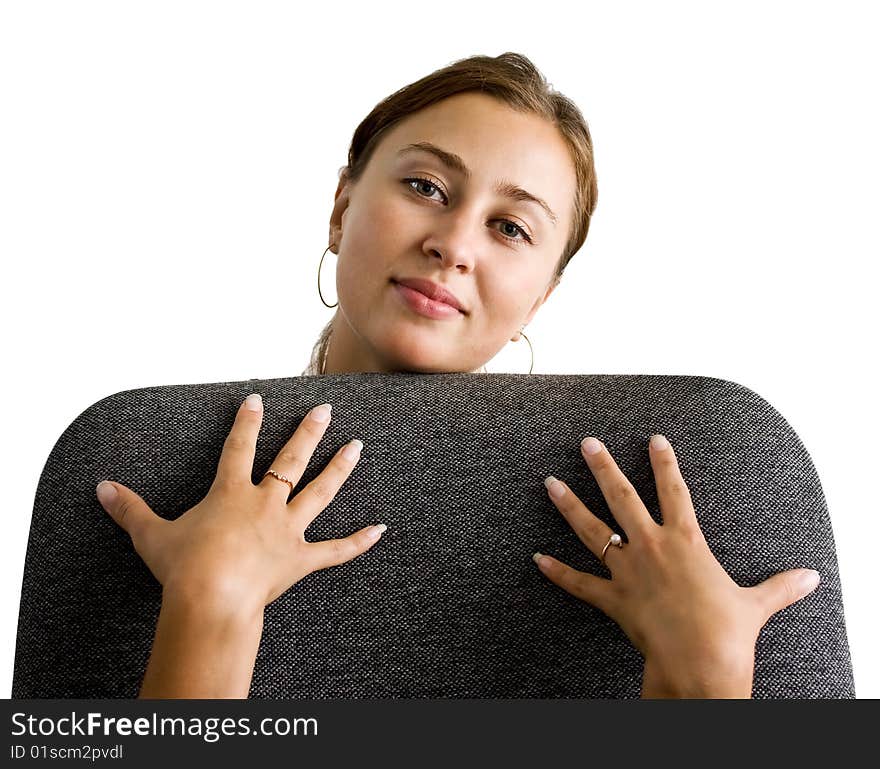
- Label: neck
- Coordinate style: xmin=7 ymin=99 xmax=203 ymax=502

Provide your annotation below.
xmin=321 ymin=317 xmax=398 ymax=374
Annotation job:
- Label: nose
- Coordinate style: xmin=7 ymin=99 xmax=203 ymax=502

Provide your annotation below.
xmin=421 ymin=213 xmax=478 ymax=273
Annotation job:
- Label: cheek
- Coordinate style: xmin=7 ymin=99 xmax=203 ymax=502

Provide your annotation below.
xmin=336 ymin=197 xmax=409 ymax=305
xmin=381 ymin=204 xmax=422 ymax=263
xmin=351 ymin=193 xmax=411 ymax=253
xmin=483 ymin=268 xmax=538 ymax=321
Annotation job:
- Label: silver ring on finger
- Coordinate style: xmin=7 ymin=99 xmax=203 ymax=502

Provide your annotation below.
xmin=263 ymin=469 xmax=294 ymax=494
xmin=600 ymin=532 xmax=624 ymax=565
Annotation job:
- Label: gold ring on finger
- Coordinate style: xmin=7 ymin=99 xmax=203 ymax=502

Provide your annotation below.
xmin=263 ymin=469 xmax=294 ymax=494
xmin=600 ymin=532 xmax=623 ymax=565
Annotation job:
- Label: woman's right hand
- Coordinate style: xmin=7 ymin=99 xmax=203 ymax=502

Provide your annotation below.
xmin=95 ymin=393 xmax=385 ymax=613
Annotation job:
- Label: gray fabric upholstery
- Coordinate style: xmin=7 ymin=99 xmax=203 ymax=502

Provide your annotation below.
xmin=12 ymin=374 xmax=855 ymax=698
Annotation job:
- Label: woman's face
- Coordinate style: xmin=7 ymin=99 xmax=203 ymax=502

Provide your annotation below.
xmin=326 ymin=91 xmax=577 ymax=373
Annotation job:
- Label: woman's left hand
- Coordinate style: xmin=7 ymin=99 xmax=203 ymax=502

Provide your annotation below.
xmin=533 ymin=433 xmax=822 ymax=698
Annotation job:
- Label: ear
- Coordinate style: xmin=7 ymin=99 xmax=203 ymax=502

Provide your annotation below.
xmin=328 ymin=167 xmax=353 ymax=254
xmin=513 ymin=277 xmax=559 ymax=341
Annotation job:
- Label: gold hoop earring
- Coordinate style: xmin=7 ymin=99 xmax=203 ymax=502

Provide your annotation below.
xmin=519 ymin=328 xmax=534 ymax=374
xmin=479 ymin=327 xmax=534 ymax=375
xmin=318 ymin=246 xmax=338 ymax=308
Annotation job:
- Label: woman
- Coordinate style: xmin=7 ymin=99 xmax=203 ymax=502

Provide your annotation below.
xmin=94 ymin=52 xmax=821 ymax=699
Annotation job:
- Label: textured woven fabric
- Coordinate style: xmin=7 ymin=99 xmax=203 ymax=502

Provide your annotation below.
xmin=12 ymin=373 xmax=855 ymax=698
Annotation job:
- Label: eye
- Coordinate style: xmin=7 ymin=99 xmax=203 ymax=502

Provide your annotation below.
xmin=402 ymin=177 xmax=534 ymax=246
xmin=496 ymin=220 xmax=531 ymax=244
xmin=404 ymin=176 xmax=446 ymax=203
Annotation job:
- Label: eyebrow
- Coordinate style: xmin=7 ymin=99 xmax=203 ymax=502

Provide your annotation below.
xmin=396 ymin=141 xmax=558 ymax=227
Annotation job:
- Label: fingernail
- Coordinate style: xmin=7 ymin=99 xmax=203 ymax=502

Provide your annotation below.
xmin=650 ymin=434 xmax=669 ymax=451
xmin=800 ymin=569 xmax=821 ymax=591
xmin=581 ymin=437 xmax=603 ymax=455
xmin=532 ymin=552 xmax=551 ymax=567
xmin=342 ymin=439 xmax=363 ymax=460
xmin=244 ymin=393 xmax=262 ymax=411
xmin=310 ymin=403 xmax=332 ymax=422
xmin=367 ymin=523 xmax=387 ymax=540
xmin=96 ymin=481 xmax=117 ymax=507
xmin=544 ymin=476 xmax=565 ymax=500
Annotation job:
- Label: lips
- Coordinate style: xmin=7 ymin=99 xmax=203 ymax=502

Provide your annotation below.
xmin=392 ymin=277 xmax=466 ymax=313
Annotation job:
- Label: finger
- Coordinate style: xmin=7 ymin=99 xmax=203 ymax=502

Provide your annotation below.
xmin=580 ymin=437 xmax=658 ymax=538
xmin=647 ymin=434 xmax=699 ymax=530
xmin=260 ymin=403 xmax=333 ymax=504
xmin=288 ymin=438 xmax=363 ymax=529
xmin=747 ymin=568 xmax=822 ymax=627
xmin=304 ymin=523 xmax=387 ymax=572
xmin=532 ymin=552 xmax=616 ymax=617
xmin=215 ymin=393 xmax=264 ymax=487
xmin=96 ymin=480 xmax=163 ymax=544
xmin=543 ymin=475 xmax=622 ymax=567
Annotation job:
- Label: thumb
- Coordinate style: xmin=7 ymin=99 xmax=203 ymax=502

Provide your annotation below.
xmin=749 ymin=568 xmax=821 ymax=626
xmin=96 ymin=480 xmax=161 ymax=542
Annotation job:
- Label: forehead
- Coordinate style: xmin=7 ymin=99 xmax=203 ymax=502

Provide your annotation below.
xmin=375 ymin=92 xmax=576 ymax=219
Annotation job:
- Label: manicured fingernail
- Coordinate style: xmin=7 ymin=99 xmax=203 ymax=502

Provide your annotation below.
xmin=367 ymin=523 xmax=387 ymax=540
xmin=650 ymin=434 xmax=669 ymax=450
xmin=581 ymin=437 xmax=602 ymax=455
xmin=800 ymin=569 xmax=821 ymax=591
xmin=96 ymin=481 xmax=117 ymax=506
xmin=532 ymin=552 xmax=551 ymax=567
xmin=544 ymin=476 xmax=565 ymax=500
xmin=244 ymin=393 xmax=262 ymax=411
xmin=310 ymin=403 xmax=332 ymax=422
xmin=342 ymin=439 xmax=363 ymax=460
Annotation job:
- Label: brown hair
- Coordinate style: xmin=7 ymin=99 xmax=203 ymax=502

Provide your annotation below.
xmin=306 ymin=51 xmax=599 ymax=375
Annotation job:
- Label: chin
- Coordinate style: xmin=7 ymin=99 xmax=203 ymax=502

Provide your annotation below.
xmin=385 ymin=340 xmax=443 ymax=371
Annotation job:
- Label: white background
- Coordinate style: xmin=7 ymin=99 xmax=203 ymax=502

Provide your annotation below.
xmin=1 ymin=0 xmax=877 ymax=697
